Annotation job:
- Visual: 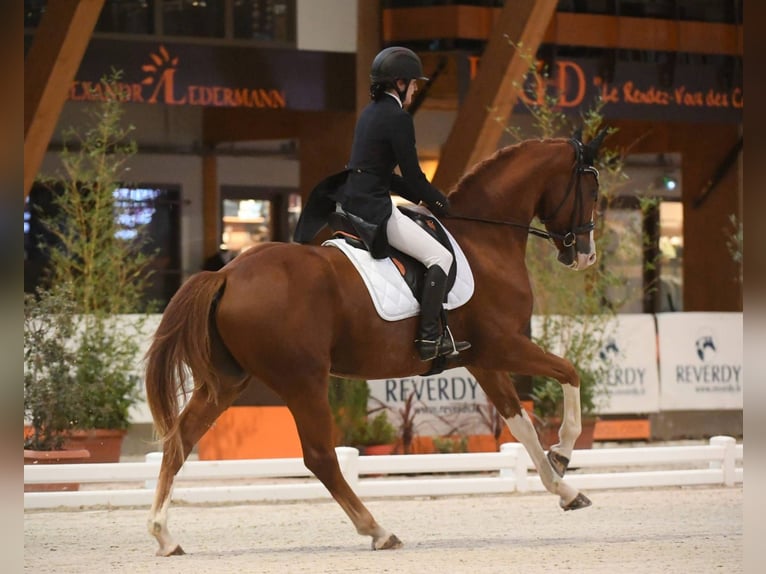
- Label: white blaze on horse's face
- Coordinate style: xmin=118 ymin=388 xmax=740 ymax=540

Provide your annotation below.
xmin=572 ymin=231 xmax=597 ymax=270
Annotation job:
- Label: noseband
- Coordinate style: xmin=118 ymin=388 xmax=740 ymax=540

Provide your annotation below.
xmin=446 ymin=138 xmax=599 ymax=245
xmin=539 ymin=138 xmax=599 ymax=247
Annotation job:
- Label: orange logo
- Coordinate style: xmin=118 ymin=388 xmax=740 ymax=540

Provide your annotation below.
xmin=142 ymin=45 xmax=186 ymax=104
xmin=70 ymin=44 xmax=287 ymax=109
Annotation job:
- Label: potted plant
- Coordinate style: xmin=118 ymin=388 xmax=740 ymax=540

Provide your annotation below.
xmin=432 ymin=435 xmax=468 ymax=454
xmin=351 ymin=411 xmax=398 ymax=456
xmin=24 ymin=287 xmax=91 ymax=490
xmin=328 ymin=376 xmax=398 ymax=454
xmin=28 ymin=71 xmax=152 ymax=462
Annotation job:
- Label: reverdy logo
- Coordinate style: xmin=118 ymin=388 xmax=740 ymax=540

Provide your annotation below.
xmin=600 ymin=337 xmax=646 ymax=393
xmin=676 ymin=329 xmax=740 ymax=389
xmin=695 ymin=335 xmax=716 ymax=361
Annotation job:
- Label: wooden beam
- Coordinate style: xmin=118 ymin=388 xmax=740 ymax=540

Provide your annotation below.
xmin=432 ymin=0 xmax=558 ymax=191
xmin=384 ymin=8 xmax=742 ymax=56
xmin=357 ymin=0 xmax=381 ymax=115
xmin=202 ymin=152 xmax=219 ymax=260
xmin=24 ymin=0 xmax=104 ymax=199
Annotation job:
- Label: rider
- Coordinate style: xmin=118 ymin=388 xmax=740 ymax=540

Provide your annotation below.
xmin=338 ymin=46 xmax=471 ymax=361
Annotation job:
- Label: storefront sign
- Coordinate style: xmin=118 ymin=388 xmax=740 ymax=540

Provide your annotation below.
xmin=554 ymin=58 xmax=741 ymax=123
xmin=26 ymin=36 xmax=356 ymax=112
xmin=657 ymin=313 xmax=743 ymax=410
xmin=460 ymin=52 xmax=743 ymax=123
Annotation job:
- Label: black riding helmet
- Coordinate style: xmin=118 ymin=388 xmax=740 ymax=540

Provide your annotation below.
xmin=370 ymin=46 xmax=428 ymax=86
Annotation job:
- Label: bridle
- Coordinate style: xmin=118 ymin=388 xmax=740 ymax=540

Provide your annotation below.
xmin=445 ymin=138 xmax=599 ymax=247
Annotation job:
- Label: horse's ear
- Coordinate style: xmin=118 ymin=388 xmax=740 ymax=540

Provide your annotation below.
xmin=588 ymin=127 xmax=609 ymax=155
xmin=572 ymin=127 xmax=583 ymax=143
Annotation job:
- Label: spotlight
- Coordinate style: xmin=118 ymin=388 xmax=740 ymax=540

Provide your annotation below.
xmin=662 ymin=175 xmax=677 ymax=191
xmin=656 ymin=175 xmax=678 ymax=192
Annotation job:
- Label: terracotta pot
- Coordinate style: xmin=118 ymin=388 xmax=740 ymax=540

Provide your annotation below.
xmin=24 ymin=448 xmax=91 ymax=492
xmin=361 ymin=443 xmax=396 ymax=456
xmin=63 ymin=429 xmax=126 ymax=463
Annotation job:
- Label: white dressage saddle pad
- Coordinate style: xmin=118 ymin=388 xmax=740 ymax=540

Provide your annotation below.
xmin=323 ymin=214 xmax=474 ymax=321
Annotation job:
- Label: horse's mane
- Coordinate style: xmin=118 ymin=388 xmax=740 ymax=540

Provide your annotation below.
xmin=451 ymin=137 xmax=568 ymax=195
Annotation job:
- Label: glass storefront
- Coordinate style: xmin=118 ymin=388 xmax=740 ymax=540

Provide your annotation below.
xmin=25 ymin=0 xmax=296 ymax=44
xmin=219 ymin=186 xmax=301 ymax=259
xmin=162 ymin=0 xmax=224 ymax=38
xmin=25 ymin=183 xmax=182 ymax=310
xmin=601 ymin=155 xmax=684 ymax=313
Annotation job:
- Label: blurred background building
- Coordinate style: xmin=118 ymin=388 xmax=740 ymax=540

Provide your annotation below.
xmin=24 ymin=0 xmax=743 ymax=313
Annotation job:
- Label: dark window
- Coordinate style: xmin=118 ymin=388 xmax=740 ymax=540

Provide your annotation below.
xmin=24 ymin=0 xmax=46 ymax=28
xmin=233 ymin=0 xmax=295 ymax=43
xmin=162 ymin=0 xmax=224 ymax=38
xmin=96 ymin=0 xmax=155 ymax=35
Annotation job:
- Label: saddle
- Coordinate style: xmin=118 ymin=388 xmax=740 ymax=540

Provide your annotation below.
xmin=327 ymin=205 xmax=458 ymax=302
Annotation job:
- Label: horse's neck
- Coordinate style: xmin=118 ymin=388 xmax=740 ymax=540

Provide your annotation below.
xmin=449 ymin=140 xmax=565 ymax=222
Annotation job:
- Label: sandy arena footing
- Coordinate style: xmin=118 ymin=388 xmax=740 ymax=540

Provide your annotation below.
xmin=25 ymin=485 xmax=742 ymax=574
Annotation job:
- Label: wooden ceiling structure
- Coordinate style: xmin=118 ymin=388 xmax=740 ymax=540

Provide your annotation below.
xmin=24 ymin=0 xmax=105 ymax=199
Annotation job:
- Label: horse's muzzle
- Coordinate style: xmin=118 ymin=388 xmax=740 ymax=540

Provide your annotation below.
xmin=557 ymin=237 xmax=597 ymax=270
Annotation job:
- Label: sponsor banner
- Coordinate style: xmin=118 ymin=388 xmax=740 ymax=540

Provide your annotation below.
xmin=367 ymin=368 xmax=491 ymax=436
xmin=657 ymin=313 xmax=743 ymax=410
xmin=591 ymin=314 xmax=660 ymax=415
xmin=529 ymin=314 xmax=660 ymax=415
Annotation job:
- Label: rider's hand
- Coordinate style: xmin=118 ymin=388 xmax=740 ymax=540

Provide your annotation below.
xmin=427 ymin=194 xmax=451 ymax=217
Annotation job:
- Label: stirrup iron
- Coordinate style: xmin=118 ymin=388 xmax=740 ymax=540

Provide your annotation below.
xmin=443 ymin=326 xmax=470 ymax=357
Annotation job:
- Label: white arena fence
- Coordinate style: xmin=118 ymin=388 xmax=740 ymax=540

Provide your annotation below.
xmin=24 ymin=436 xmax=742 ymax=510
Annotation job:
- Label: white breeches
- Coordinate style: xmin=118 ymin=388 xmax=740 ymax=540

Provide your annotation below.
xmin=386 ymin=201 xmax=453 ymax=274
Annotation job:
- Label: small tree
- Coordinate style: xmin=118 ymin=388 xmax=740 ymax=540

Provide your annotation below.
xmin=32 ymin=70 xmax=152 ymax=433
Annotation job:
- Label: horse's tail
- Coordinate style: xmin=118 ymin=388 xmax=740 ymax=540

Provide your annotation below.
xmin=144 ymin=271 xmax=226 ymax=466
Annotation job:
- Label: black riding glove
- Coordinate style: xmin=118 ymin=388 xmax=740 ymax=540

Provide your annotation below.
xmin=427 ymin=194 xmax=451 ymax=218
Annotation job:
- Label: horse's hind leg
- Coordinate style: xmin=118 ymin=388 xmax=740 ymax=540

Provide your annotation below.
xmin=148 ymin=381 xmax=243 ymax=556
xmin=281 ymin=379 xmax=402 ymax=550
xmin=468 ymin=367 xmax=590 ymax=511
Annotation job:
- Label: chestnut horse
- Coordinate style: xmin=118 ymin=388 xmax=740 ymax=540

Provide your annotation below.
xmin=145 ymin=132 xmax=606 ymax=556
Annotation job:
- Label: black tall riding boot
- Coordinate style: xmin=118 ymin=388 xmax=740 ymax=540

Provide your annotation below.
xmin=415 ymin=266 xmax=471 ymax=361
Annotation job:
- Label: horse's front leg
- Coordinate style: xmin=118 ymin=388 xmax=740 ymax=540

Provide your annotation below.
xmin=468 ymin=366 xmax=591 ymax=511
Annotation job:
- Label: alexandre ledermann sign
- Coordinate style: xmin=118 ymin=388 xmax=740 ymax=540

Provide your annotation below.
xmin=657 ymin=313 xmax=742 ymax=410
xmin=24 ymin=36 xmax=356 ymax=112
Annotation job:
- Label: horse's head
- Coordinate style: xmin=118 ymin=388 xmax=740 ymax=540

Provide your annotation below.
xmin=538 ymin=128 xmax=607 ymax=271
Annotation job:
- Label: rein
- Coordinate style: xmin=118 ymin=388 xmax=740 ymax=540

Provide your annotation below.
xmin=444 ymin=138 xmax=599 ymax=247
xmin=443 ymin=213 xmax=560 ymax=242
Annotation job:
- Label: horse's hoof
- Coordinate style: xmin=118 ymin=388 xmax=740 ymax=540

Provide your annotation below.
xmin=547 ymin=449 xmax=570 ymax=477
xmin=372 ymin=533 xmax=403 ymax=550
xmin=562 ymin=492 xmax=592 ymax=511
xmin=156 ymin=544 xmax=185 ymax=557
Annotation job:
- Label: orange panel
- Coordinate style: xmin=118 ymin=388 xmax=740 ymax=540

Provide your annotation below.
xmin=593 ymin=419 xmax=651 ymax=441
xmin=197 ymin=406 xmax=303 ymax=460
